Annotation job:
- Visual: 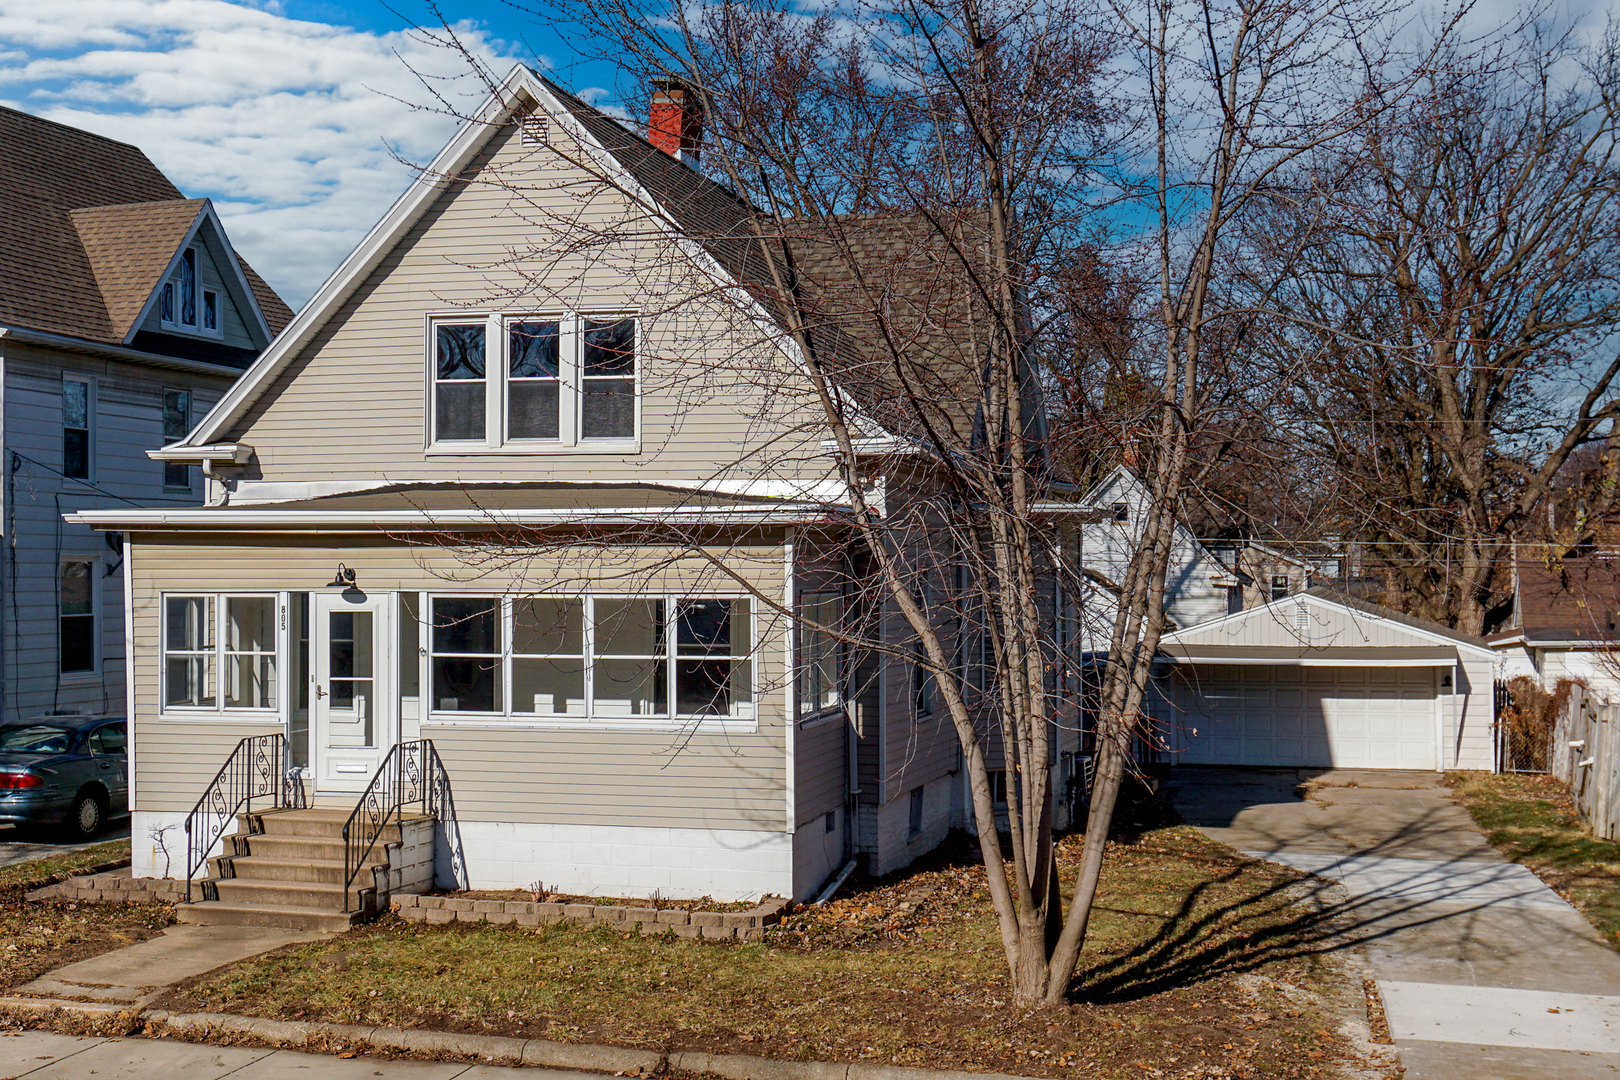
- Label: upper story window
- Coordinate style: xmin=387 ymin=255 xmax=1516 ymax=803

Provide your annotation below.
xmin=159 ymin=248 xmax=223 ymax=338
xmin=163 ymin=389 xmax=192 ymax=490
xmin=62 ymin=375 xmax=92 ymax=480
xmin=428 ymin=312 xmax=639 ymax=451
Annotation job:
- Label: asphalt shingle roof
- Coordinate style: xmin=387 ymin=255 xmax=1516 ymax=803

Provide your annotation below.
xmin=0 ymin=105 xmax=292 ymax=351
xmin=541 ymin=78 xmax=991 ymax=443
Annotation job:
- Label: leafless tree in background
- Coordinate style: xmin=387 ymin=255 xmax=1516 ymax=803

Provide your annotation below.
xmin=1247 ymin=26 xmax=1620 ymax=634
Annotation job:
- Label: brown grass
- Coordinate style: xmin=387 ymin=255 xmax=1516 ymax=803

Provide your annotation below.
xmin=0 ymin=838 xmax=175 ymax=990
xmin=162 ymin=809 xmax=1372 ymax=1080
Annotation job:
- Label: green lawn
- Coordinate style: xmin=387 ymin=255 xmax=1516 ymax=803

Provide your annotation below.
xmin=1449 ymin=771 xmax=1620 ymax=947
xmin=164 ymin=819 xmax=1366 ymax=1080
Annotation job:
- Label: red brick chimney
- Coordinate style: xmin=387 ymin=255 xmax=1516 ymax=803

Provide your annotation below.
xmin=649 ymin=79 xmax=703 ymax=163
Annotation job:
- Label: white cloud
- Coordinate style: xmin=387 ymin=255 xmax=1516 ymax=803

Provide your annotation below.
xmin=0 ymin=0 xmax=532 ymax=308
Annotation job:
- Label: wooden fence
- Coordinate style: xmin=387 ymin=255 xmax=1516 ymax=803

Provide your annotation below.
xmin=1548 ymin=684 xmax=1620 ymax=841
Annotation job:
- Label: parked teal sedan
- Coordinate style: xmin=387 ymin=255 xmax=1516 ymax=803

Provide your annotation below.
xmin=0 ymin=715 xmax=127 ymax=838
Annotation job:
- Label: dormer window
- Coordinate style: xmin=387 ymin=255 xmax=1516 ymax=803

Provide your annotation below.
xmin=159 ymin=247 xmax=223 ymax=338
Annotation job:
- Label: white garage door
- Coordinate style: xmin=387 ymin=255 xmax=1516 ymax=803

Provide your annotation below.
xmin=1172 ymin=664 xmax=1437 ymax=770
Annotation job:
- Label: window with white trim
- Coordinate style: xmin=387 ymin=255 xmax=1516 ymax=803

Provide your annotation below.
xmin=59 ymin=560 xmax=96 ymax=675
xmin=158 ymin=247 xmax=223 ymax=338
xmin=163 ymin=594 xmax=279 ymax=712
xmin=797 ymin=593 xmax=841 ymax=717
xmin=62 ymin=375 xmax=92 ymax=480
xmin=428 ymin=313 xmax=639 ymax=449
xmin=427 ymin=594 xmax=753 ymax=723
xmin=162 ymin=388 xmax=191 ymax=490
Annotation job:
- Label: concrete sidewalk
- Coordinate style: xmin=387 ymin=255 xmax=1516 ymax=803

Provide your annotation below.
xmin=1 ymin=1028 xmax=604 ymax=1079
xmin=1166 ymin=767 xmax=1620 ymax=1079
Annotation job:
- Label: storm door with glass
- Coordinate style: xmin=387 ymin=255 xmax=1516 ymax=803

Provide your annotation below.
xmin=312 ymin=590 xmax=393 ymax=793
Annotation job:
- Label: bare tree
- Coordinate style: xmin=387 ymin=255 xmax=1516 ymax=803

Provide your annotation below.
xmin=1249 ymin=27 xmax=1620 ymax=634
xmin=400 ymin=0 xmax=1463 ymax=1004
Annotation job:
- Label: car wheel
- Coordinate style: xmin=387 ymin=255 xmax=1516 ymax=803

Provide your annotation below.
xmin=65 ymin=791 xmax=104 ymax=840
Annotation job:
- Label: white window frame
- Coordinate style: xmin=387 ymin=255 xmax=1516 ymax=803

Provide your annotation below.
xmin=424 ymin=593 xmax=757 ymax=732
xmin=162 ymin=387 xmax=192 ymax=491
xmin=159 ymin=592 xmax=285 ymax=719
xmin=58 ymin=557 xmax=99 ymax=679
xmin=796 ymin=591 xmax=842 ymax=724
xmin=424 ymin=311 xmax=640 ymax=455
xmin=61 ymin=373 xmax=94 ymax=482
xmin=158 ymin=246 xmax=224 ymax=339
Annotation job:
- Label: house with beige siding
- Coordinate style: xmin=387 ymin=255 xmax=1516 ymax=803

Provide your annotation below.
xmin=0 ymin=107 xmax=290 ymax=755
xmin=71 ymin=66 xmax=1080 ymax=927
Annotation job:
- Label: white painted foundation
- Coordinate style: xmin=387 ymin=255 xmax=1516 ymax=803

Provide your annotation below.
xmin=434 ymin=820 xmax=794 ymax=901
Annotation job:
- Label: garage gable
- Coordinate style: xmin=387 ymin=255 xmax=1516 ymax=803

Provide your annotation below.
xmin=1159 ymin=587 xmax=1495 ymax=665
xmin=1153 ymin=588 xmax=1498 ymax=771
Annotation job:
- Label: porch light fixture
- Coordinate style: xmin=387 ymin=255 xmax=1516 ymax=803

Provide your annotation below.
xmin=327 ymin=563 xmax=357 ymax=589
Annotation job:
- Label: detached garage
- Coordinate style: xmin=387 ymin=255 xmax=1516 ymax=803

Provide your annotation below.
xmin=1154 ymin=589 xmax=1498 ymax=772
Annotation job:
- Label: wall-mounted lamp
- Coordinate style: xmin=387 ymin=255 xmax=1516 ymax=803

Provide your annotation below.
xmin=327 ymin=563 xmax=357 ymax=589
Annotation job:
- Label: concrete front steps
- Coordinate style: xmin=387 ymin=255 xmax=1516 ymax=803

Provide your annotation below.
xmin=177 ymin=807 xmax=434 ymax=932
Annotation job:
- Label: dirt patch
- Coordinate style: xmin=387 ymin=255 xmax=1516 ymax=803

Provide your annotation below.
xmin=0 ymin=840 xmax=174 ymax=991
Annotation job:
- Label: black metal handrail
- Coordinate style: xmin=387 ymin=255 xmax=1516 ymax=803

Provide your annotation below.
xmin=341 ymin=739 xmax=446 ymax=912
xmin=184 ymin=733 xmax=294 ymax=902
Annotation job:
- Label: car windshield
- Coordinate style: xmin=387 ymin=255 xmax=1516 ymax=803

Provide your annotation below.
xmin=0 ymin=725 xmax=74 ymax=754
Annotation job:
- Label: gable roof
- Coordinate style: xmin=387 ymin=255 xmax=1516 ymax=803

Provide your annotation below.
xmin=1160 ymin=584 xmax=1494 ymax=659
xmin=1496 ymin=556 xmax=1620 ymax=645
xmin=0 ymin=106 xmax=291 ymax=355
xmin=177 ymin=65 xmax=1014 ymax=455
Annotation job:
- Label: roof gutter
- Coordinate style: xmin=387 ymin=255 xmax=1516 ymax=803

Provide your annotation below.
xmin=0 ymin=325 xmax=251 ymax=380
xmin=65 ymin=504 xmax=849 ymax=532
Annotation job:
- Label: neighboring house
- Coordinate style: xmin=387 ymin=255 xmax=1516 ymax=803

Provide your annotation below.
xmin=0 ymin=107 xmax=292 ymax=724
xmin=1489 ymin=554 xmax=1620 ymax=703
xmin=1152 ymin=587 xmax=1497 ymax=771
xmin=1078 ymin=466 xmax=1239 ymax=647
xmin=69 ymin=66 xmax=1080 ymax=919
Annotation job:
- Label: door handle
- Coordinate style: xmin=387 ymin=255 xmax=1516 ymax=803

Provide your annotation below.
xmin=315 ymin=685 xmax=326 ymax=700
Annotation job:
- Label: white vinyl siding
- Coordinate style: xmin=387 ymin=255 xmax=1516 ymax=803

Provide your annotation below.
xmin=221 ymin=119 xmax=831 ymax=487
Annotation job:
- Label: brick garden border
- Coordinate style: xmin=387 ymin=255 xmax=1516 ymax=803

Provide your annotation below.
xmin=26 ymin=870 xmax=184 ymax=904
xmin=392 ymin=893 xmax=789 ymax=940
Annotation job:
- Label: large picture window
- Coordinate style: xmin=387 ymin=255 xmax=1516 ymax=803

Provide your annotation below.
xmin=427 ymin=593 xmax=753 ymax=725
xmin=163 ymin=594 xmax=279 ymax=713
xmin=429 ymin=313 xmax=638 ymax=449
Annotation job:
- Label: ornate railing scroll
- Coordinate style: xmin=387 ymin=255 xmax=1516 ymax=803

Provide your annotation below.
xmin=184 ymin=733 xmax=289 ymax=903
xmin=341 ymin=739 xmax=449 ymax=912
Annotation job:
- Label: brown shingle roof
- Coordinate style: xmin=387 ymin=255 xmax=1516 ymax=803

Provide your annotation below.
xmin=70 ymin=199 xmax=206 ymax=339
xmin=0 ymin=105 xmax=291 ymax=350
xmin=1505 ymin=557 xmax=1620 ymax=643
xmin=541 ymin=79 xmax=994 ymax=443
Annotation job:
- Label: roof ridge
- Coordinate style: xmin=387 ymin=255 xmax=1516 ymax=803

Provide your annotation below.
xmin=534 ymin=71 xmax=767 ymax=221
xmin=0 ymin=104 xmax=148 ymax=155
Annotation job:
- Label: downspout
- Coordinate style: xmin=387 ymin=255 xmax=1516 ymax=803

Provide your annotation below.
xmin=784 ymin=528 xmax=796 ymax=848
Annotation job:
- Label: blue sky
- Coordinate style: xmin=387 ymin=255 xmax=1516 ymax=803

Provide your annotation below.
xmin=0 ymin=0 xmax=631 ymax=309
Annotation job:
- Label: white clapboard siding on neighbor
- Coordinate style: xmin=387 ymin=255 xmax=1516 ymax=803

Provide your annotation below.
xmin=2 ymin=341 xmax=230 ymax=721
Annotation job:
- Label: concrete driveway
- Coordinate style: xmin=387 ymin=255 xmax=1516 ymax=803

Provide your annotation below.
xmin=1165 ymin=767 xmax=1620 ymax=1079
xmin=0 ymin=821 xmax=130 ymax=868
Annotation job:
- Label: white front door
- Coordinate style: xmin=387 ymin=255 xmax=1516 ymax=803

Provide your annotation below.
xmin=312 ymin=590 xmax=393 ymax=793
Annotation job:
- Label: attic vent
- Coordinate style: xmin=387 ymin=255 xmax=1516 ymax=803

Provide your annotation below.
xmin=520 ymin=113 xmax=549 ymax=146
xmin=1294 ymin=599 xmax=1309 ymax=631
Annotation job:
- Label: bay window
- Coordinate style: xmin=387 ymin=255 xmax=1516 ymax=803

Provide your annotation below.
xmin=427 ymin=593 xmax=754 ymax=724
xmin=163 ymin=594 xmax=279 ymax=713
xmin=428 ymin=312 xmax=638 ymax=449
